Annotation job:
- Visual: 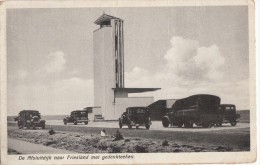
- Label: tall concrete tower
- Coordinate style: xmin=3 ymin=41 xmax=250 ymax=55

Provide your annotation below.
xmin=93 ymin=13 xmax=160 ymax=120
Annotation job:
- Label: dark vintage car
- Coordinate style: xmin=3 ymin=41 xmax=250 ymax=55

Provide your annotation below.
xmin=162 ymin=94 xmax=222 ymax=128
xmin=63 ymin=110 xmax=89 ymax=125
xmin=217 ymin=104 xmax=240 ymax=126
xmin=15 ymin=110 xmax=45 ymax=129
xmin=119 ymin=107 xmax=151 ymax=129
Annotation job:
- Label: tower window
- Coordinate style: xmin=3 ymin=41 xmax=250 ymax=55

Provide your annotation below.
xmin=115 ymin=59 xmax=118 ymax=73
xmin=115 ymin=36 xmax=118 ymax=50
xmin=100 ymin=20 xmax=111 ymax=28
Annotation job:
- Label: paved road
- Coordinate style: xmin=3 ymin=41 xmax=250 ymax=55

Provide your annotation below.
xmin=44 ymin=120 xmax=249 ymax=132
xmin=8 ymin=138 xmax=78 ymax=154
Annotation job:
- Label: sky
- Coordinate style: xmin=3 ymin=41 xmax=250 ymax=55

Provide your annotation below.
xmin=7 ymin=6 xmax=249 ymax=116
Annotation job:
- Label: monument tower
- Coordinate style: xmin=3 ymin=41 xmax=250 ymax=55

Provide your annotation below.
xmin=93 ymin=13 xmax=160 ymax=120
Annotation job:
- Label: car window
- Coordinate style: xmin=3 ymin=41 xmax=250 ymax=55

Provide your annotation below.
xmin=81 ymin=112 xmax=86 ymax=115
xmin=136 ymin=109 xmax=145 ymax=113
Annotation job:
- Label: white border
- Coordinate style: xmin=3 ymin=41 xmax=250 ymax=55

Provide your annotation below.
xmin=0 ymin=0 xmax=256 ymax=164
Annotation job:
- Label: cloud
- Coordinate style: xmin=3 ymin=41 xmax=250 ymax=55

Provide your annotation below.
xmin=125 ymin=36 xmax=249 ymax=110
xmin=126 ymin=36 xmax=225 ymax=86
xmin=195 ymin=45 xmax=225 ymax=80
xmin=43 ymin=51 xmax=66 ymax=74
xmin=164 ymin=36 xmax=225 ymax=81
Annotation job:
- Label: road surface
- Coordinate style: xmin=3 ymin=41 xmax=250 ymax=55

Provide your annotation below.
xmin=44 ymin=120 xmax=249 ymax=132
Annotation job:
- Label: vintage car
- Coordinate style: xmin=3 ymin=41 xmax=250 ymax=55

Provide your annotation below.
xmin=63 ymin=110 xmax=89 ymax=125
xmin=162 ymin=94 xmax=222 ymax=128
xmin=119 ymin=107 xmax=151 ymax=129
xmin=217 ymin=104 xmax=240 ymax=126
xmin=15 ymin=110 xmax=45 ymax=129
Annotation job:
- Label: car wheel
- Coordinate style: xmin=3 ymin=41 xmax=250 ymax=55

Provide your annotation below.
xmin=184 ymin=121 xmax=189 ymax=128
xmin=195 ymin=122 xmax=201 ymax=126
xmin=201 ymin=122 xmax=210 ymax=128
xmin=230 ymin=121 xmax=237 ymax=126
xmin=162 ymin=119 xmax=169 ymax=127
xmin=208 ymin=123 xmax=214 ymax=128
xmin=177 ymin=122 xmax=183 ymax=128
xmin=216 ymin=122 xmax=222 ymax=126
xmin=184 ymin=121 xmax=193 ymax=128
xmin=119 ymin=121 xmax=122 ymax=128
xmin=18 ymin=122 xmax=21 ymax=128
xmin=26 ymin=123 xmax=30 ymax=129
xmin=189 ymin=121 xmax=194 ymax=128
